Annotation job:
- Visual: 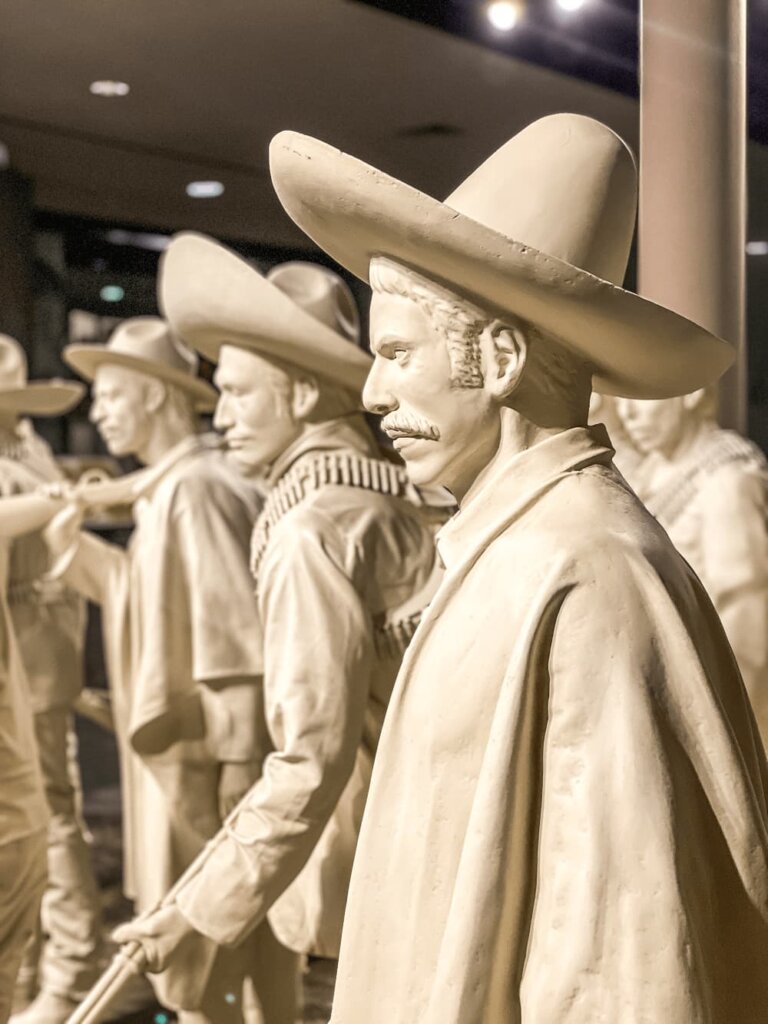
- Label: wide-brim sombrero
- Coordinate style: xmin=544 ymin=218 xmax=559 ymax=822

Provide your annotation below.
xmin=65 ymin=320 xmax=217 ymax=414
xmin=268 ymin=117 xmax=734 ymax=399
xmin=0 ymin=380 xmax=85 ymax=416
xmin=159 ymin=232 xmax=372 ymax=393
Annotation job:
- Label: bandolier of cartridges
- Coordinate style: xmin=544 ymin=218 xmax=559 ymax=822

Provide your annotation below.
xmin=250 ymin=448 xmax=426 ymax=657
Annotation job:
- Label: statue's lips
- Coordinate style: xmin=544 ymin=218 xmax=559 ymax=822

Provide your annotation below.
xmin=392 ymin=434 xmax=431 ymax=452
xmin=385 ymin=427 xmax=436 ymax=440
xmin=98 ymin=426 xmax=121 ymax=442
xmin=623 ymin=428 xmax=652 ymax=448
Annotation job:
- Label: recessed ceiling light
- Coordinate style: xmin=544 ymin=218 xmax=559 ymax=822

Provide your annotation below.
xmin=746 ymin=241 xmax=768 ymax=256
xmin=186 ymin=180 xmax=225 ymax=199
xmin=557 ymin=0 xmax=586 ymax=11
xmin=89 ymin=80 xmax=130 ymax=97
xmin=100 ymin=285 xmax=125 ymax=302
xmin=105 ymin=229 xmax=170 ymax=252
xmin=486 ymin=1 xmax=522 ymax=31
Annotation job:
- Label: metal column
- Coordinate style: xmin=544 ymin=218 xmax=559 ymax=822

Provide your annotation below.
xmin=639 ymin=0 xmax=747 ymax=430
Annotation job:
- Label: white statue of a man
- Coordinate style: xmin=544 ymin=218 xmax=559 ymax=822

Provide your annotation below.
xmin=0 ymin=539 xmax=47 ymax=1024
xmin=112 ymin=239 xmax=442 ymax=1010
xmin=42 ymin=319 xmax=292 ymax=1023
xmin=0 ymin=341 xmax=84 ymax=1024
xmin=268 ymin=113 xmax=768 ymax=1022
xmin=0 ymin=337 xmax=102 ymax=1024
xmin=618 ymin=390 xmax=768 ymax=745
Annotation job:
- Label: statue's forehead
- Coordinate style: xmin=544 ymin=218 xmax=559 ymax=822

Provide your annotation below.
xmin=93 ymin=362 xmax=147 ymax=389
xmin=369 ymin=289 xmax=434 ymax=347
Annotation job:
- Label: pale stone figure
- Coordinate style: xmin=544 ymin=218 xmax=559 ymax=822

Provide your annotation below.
xmin=0 ymin=547 xmax=47 ymax=1024
xmin=268 ymin=114 xmax=768 ymax=1022
xmin=0 ymin=338 xmax=102 ymax=1024
xmin=43 ymin=319 xmax=292 ymax=1023
xmin=112 ymin=240 xmax=441 ymax=1010
xmin=0 ymin=345 xmax=84 ymax=1024
xmin=618 ymin=391 xmax=768 ymax=747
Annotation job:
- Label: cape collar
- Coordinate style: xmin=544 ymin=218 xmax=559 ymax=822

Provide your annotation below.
xmin=437 ymin=424 xmax=615 ymax=572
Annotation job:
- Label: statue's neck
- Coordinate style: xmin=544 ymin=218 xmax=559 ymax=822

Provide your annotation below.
xmin=664 ymin=416 xmax=710 ymax=466
xmin=136 ymin=417 xmax=197 ymax=467
xmin=0 ymin=416 xmax=20 ymax=444
xmin=455 ymin=407 xmax=577 ymax=505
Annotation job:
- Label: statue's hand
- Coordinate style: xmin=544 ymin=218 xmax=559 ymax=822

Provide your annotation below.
xmin=112 ymin=904 xmax=196 ymax=973
xmin=218 ymin=760 xmax=260 ymax=817
xmin=42 ymin=502 xmax=85 ymax=562
xmin=37 ymin=480 xmax=76 ymax=501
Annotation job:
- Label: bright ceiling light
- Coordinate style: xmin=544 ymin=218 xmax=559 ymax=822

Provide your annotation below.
xmin=106 ymin=229 xmax=170 ymax=252
xmin=186 ymin=180 xmax=225 ymax=199
xmin=89 ymin=80 xmax=130 ymax=97
xmin=557 ymin=0 xmax=586 ymax=11
xmin=100 ymin=285 xmax=125 ymax=302
xmin=487 ymin=1 xmax=522 ymax=31
xmin=746 ymin=241 xmax=768 ymax=256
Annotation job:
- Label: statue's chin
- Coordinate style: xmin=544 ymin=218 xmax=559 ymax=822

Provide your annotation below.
xmin=401 ymin=455 xmax=448 ymax=492
xmin=103 ymin=438 xmax=131 ymax=458
xmin=227 ymin=450 xmax=261 ymax=477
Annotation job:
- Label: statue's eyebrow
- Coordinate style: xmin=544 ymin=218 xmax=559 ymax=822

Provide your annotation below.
xmin=372 ymin=334 xmax=411 ymax=355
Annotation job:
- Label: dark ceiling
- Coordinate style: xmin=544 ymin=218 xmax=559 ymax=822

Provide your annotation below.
xmin=355 ymin=0 xmax=768 ymax=144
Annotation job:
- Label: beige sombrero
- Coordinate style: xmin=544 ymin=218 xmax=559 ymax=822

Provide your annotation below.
xmin=64 ymin=316 xmax=216 ymax=412
xmin=269 ymin=113 xmax=734 ymax=400
xmin=159 ymin=232 xmax=371 ymax=393
xmin=0 ymin=335 xmax=84 ymax=415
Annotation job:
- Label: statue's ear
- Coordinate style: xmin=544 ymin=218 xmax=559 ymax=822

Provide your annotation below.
xmin=144 ymin=378 xmax=167 ymax=414
xmin=682 ymin=388 xmax=708 ymax=413
xmin=485 ymin=322 xmax=528 ymax=401
xmin=291 ymin=375 xmax=320 ymax=421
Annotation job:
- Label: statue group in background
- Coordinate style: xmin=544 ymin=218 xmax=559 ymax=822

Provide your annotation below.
xmin=269 ymin=112 xmax=768 ymax=1021
xmin=1 ymin=111 xmax=767 ymax=1024
xmin=39 ymin=319 xmax=280 ymax=1024
xmin=0 ymin=339 xmax=86 ymax=1024
xmin=618 ymin=390 xmax=768 ymax=746
xmin=113 ymin=236 xmax=442 ymax=1017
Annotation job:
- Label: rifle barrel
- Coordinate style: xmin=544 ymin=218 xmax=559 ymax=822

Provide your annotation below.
xmin=66 ymin=942 xmax=146 ymax=1024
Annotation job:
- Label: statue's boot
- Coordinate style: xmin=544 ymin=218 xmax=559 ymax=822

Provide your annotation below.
xmin=9 ymin=973 xmax=156 ymax=1024
xmin=9 ymin=990 xmax=78 ymax=1024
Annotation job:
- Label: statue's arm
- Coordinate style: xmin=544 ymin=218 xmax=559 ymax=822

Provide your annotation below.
xmin=48 ymin=526 xmax=128 ymax=606
xmin=170 ymin=479 xmax=266 ymax=766
xmin=173 ymin=513 xmax=373 ymax=947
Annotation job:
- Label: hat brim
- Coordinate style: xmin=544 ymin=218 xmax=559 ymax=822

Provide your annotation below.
xmin=0 ymin=380 xmax=85 ymax=416
xmin=63 ymin=347 xmax=217 ymax=412
xmin=269 ymin=132 xmax=734 ymax=400
xmin=159 ymin=232 xmax=372 ymax=394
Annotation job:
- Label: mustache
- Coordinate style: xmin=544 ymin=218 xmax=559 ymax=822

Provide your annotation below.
xmin=381 ymin=412 xmax=441 ymax=441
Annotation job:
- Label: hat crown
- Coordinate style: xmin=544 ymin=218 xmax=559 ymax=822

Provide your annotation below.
xmin=446 ymin=113 xmax=637 ymax=286
xmin=266 ymin=262 xmax=361 ymax=344
xmin=0 ymin=335 xmax=28 ymax=390
xmin=106 ymin=317 xmax=199 ymax=379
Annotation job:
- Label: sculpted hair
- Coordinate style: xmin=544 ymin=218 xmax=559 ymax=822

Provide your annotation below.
xmin=369 ymin=258 xmax=484 ymax=388
xmin=369 ymin=257 xmax=590 ymax=405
